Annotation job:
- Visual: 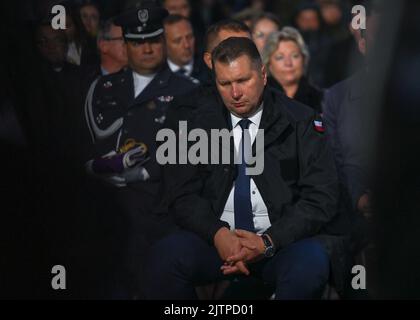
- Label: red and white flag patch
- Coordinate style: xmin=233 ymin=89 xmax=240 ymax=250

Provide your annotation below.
xmin=313 ymin=120 xmax=325 ymax=133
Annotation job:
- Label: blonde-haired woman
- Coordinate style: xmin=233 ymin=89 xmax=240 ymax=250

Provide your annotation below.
xmin=262 ymin=26 xmax=323 ymax=113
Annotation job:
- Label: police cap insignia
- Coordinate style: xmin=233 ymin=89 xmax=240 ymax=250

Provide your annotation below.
xmin=114 ymin=1 xmax=168 ymax=41
xmin=138 ymin=9 xmax=149 ymax=24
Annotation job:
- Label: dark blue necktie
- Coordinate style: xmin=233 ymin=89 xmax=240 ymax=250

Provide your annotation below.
xmin=234 ymin=119 xmax=254 ymax=232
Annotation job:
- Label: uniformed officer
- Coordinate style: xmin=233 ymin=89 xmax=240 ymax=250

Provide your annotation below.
xmin=83 ymin=1 xmax=198 ymax=298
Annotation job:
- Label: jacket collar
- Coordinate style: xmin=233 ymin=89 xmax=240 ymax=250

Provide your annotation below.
xmin=258 ymin=86 xmax=293 ymax=147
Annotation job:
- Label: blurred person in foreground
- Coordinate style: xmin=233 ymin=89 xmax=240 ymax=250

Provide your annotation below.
xmin=322 ymin=4 xmax=384 ymax=294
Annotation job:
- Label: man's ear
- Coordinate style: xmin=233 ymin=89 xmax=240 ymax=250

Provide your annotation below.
xmin=203 ymin=52 xmax=212 ymax=69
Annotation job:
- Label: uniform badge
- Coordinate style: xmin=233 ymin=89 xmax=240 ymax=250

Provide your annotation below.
xmin=103 ymin=81 xmax=112 ymax=89
xmin=157 ymin=95 xmax=174 ymax=103
xmin=313 ymin=120 xmax=325 ymax=133
xmin=154 ymin=115 xmax=166 ymax=124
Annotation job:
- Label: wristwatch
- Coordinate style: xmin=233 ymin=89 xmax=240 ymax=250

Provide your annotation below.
xmin=261 ymin=234 xmax=275 ymax=258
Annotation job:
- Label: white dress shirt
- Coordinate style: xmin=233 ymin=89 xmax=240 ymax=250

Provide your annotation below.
xmin=220 ymin=106 xmax=271 ymax=234
xmin=167 ymin=59 xmax=194 ymax=77
xmin=66 ymin=41 xmax=81 ymax=66
xmin=133 ymin=71 xmax=156 ymax=98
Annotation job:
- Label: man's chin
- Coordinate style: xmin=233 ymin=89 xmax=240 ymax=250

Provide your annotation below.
xmin=181 ymin=58 xmax=193 ymax=65
xmin=229 ymin=106 xmax=250 ymax=117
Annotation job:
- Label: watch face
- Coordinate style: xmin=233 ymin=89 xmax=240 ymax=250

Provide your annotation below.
xmin=265 ymin=246 xmax=275 ymax=258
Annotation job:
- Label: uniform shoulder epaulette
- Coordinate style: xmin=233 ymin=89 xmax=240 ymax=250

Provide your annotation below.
xmin=94 ymin=68 xmax=131 ymax=97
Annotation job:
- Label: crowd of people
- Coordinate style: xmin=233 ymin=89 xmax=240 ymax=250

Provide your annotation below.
xmin=1 ymin=0 xmax=388 ymax=299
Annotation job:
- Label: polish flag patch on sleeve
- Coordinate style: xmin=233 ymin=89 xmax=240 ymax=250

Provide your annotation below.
xmin=313 ymin=119 xmax=325 ymax=133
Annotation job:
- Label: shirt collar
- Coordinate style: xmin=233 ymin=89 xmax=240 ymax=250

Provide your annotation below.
xmin=101 ymin=66 xmax=110 ymax=76
xmin=230 ymin=103 xmax=264 ymax=129
xmin=132 ymin=70 xmax=156 ymax=81
xmin=132 ymin=71 xmax=157 ymax=97
xmin=167 ymin=58 xmax=194 ymax=75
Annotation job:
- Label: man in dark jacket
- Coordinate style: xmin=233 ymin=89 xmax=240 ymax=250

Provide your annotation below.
xmin=144 ymin=37 xmax=350 ymax=299
xmin=322 ymin=2 xmax=383 ymax=261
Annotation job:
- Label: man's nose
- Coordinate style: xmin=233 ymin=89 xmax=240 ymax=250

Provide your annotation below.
xmin=143 ymin=42 xmax=152 ymax=53
xmin=182 ymin=38 xmax=191 ymax=49
xmin=231 ymin=84 xmax=242 ymax=99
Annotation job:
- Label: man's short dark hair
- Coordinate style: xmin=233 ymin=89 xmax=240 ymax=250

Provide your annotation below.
xmin=163 ymin=14 xmax=191 ymax=26
xmin=97 ymin=18 xmax=116 ymax=41
xmin=211 ymin=37 xmax=262 ymax=71
xmin=205 ymin=19 xmax=251 ymax=53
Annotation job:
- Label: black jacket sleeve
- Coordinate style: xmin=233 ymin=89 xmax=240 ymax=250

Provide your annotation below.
xmin=265 ymin=114 xmax=339 ymax=250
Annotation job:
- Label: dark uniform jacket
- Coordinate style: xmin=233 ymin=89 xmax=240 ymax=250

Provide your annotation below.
xmin=161 ymin=85 xmax=353 ymax=294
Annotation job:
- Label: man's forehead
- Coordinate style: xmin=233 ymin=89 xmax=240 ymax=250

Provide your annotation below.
xmin=166 ymin=20 xmax=192 ymax=34
xmin=215 ymin=55 xmax=254 ymax=77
